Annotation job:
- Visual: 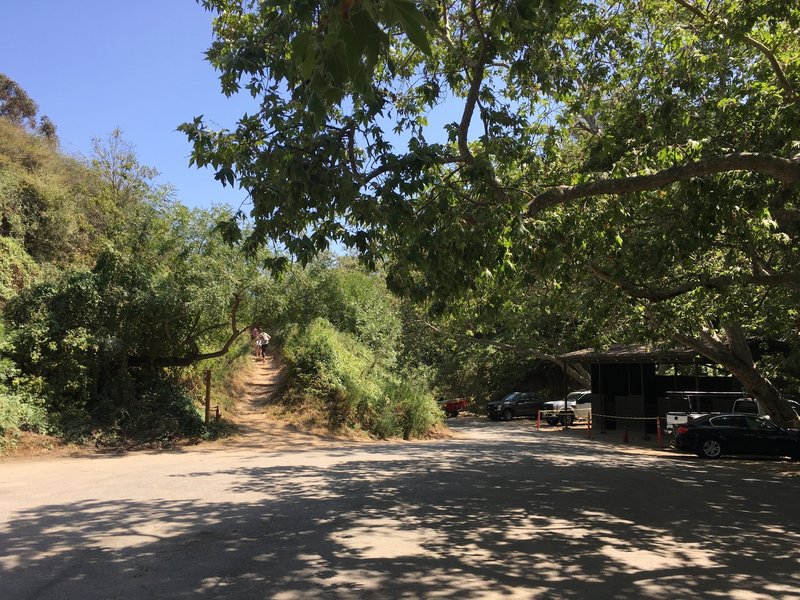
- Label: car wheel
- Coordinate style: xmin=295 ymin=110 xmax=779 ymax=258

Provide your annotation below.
xmin=502 ymin=408 xmax=513 ymax=421
xmin=698 ymin=438 xmax=722 ymax=459
xmin=447 ymin=410 xmax=458 ymax=418
xmin=560 ymin=413 xmax=575 ymax=427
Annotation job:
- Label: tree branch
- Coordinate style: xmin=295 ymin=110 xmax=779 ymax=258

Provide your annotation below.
xmin=673 ymin=0 xmax=797 ymax=102
xmin=128 ymin=323 xmax=250 ymax=368
xmin=129 ymin=292 xmax=250 ymax=368
xmin=421 ymin=321 xmax=590 ymax=387
xmin=527 ymin=153 xmax=800 ymax=217
xmin=458 ymin=0 xmax=487 ymax=164
xmin=587 ymin=264 xmax=800 ymax=301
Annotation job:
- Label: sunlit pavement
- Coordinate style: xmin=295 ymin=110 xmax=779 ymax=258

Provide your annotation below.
xmin=2 ymin=419 xmax=799 ymax=599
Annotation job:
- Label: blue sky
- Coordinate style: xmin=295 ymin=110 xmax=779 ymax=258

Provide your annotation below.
xmin=1 ymin=1 xmax=255 ymax=210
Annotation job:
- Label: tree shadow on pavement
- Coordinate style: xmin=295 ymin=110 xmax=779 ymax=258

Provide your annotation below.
xmin=2 ymin=427 xmax=799 ymax=599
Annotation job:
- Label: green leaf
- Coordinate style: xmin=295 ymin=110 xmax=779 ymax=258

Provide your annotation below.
xmin=385 ymin=0 xmax=433 ymax=56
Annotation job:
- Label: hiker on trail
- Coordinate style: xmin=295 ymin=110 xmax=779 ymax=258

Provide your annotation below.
xmin=251 ymin=326 xmax=262 ymax=359
xmin=258 ymin=331 xmax=271 ymax=360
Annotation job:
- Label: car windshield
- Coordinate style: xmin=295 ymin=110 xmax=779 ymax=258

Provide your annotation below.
xmin=499 ymin=392 xmax=521 ymax=402
xmin=567 ymin=392 xmax=589 ymax=402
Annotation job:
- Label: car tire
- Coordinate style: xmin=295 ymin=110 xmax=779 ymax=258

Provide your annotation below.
xmin=447 ymin=410 xmax=458 ymax=418
xmin=502 ymin=408 xmax=513 ymax=421
xmin=560 ymin=413 xmax=575 ymax=427
xmin=697 ymin=438 xmax=722 ymax=459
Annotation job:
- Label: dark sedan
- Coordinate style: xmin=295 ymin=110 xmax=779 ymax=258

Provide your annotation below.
xmin=486 ymin=392 xmax=546 ymax=421
xmin=671 ymin=413 xmax=800 ymax=459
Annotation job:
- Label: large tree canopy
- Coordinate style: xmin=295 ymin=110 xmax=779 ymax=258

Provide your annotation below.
xmin=183 ymin=0 xmax=800 ymax=423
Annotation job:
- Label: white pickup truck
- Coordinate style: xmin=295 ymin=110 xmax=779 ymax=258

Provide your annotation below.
xmin=664 ymin=392 xmax=767 ymax=433
xmin=541 ymin=390 xmax=592 ymax=426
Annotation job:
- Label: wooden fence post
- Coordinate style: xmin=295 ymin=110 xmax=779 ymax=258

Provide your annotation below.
xmin=204 ymin=369 xmax=211 ymax=426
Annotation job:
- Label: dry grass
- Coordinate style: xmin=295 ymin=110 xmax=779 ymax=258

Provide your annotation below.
xmin=0 ymin=431 xmax=84 ymax=462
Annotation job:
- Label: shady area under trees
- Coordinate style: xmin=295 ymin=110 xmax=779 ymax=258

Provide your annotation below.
xmin=181 ymin=0 xmax=800 ymax=425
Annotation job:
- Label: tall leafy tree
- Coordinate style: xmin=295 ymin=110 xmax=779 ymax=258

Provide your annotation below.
xmin=0 ymin=73 xmax=57 ymax=142
xmin=183 ymin=0 xmax=799 ymax=423
xmin=0 ymin=73 xmax=38 ymax=128
xmin=91 ymin=129 xmax=162 ymax=209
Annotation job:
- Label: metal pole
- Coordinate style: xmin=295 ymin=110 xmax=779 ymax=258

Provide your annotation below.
xmin=562 ymin=364 xmax=568 ymax=430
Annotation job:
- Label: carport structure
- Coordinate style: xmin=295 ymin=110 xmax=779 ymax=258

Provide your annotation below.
xmin=559 ymin=345 xmax=743 ymax=438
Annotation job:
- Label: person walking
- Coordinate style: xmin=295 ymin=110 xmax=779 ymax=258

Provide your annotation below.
xmin=251 ymin=326 xmax=262 ymax=359
xmin=258 ymin=330 xmax=271 ymax=360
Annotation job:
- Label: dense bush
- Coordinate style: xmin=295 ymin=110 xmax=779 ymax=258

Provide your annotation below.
xmin=268 ymin=260 xmax=402 ymax=357
xmin=2 ymin=198 xmax=265 ymax=441
xmin=0 ymin=237 xmax=38 ymax=305
xmin=0 ymin=119 xmax=106 ymax=267
xmin=0 ymin=320 xmax=47 ymax=437
xmin=282 ymin=318 xmax=440 ymax=439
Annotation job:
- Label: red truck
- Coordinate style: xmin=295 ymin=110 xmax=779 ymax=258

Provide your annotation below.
xmin=440 ymin=398 xmax=468 ymax=418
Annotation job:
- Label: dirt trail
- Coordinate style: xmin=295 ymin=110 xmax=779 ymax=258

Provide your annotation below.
xmin=228 ymin=354 xmax=284 ymax=437
xmin=222 ymin=353 xmax=358 ymax=452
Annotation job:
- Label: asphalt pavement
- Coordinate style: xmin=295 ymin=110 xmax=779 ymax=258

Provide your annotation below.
xmin=2 ymin=419 xmax=799 ymax=599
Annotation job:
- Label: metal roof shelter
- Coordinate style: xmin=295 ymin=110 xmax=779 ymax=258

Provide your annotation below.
xmin=557 ymin=344 xmax=740 ymax=437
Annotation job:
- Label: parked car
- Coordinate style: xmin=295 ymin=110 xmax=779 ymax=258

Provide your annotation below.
xmin=486 ymin=392 xmax=546 ymax=421
xmin=542 ymin=390 xmax=592 ymax=426
xmin=440 ymin=398 xmax=468 ymax=418
xmin=671 ymin=413 xmax=800 ymax=459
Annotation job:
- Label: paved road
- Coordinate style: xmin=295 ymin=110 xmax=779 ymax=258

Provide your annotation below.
xmin=2 ymin=420 xmax=799 ymax=599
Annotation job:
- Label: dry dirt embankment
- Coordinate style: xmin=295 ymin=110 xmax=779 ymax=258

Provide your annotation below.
xmin=217 ymin=353 xmax=370 ymax=452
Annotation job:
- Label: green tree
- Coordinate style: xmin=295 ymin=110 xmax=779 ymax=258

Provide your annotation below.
xmin=184 ymin=0 xmax=800 ymax=424
xmin=91 ymin=128 xmax=163 ymax=210
xmin=0 ymin=74 xmax=57 ymax=143
xmin=4 ymin=201 xmax=266 ymax=436
xmin=0 ymin=73 xmax=38 ymax=128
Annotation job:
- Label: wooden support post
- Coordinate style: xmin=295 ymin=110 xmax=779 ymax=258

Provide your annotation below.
xmin=204 ymin=369 xmax=211 ymax=426
xmin=657 ymin=415 xmax=662 ymax=448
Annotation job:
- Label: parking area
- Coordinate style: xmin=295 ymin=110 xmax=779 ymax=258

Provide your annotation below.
xmin=2 ymin=418 xmax=799 ymax=599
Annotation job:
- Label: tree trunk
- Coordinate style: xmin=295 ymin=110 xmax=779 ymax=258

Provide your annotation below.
xmin=564 ymin=363 xmax=592 ymax=389
xmin=674 ymin=324 xmax=800 ymax=428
